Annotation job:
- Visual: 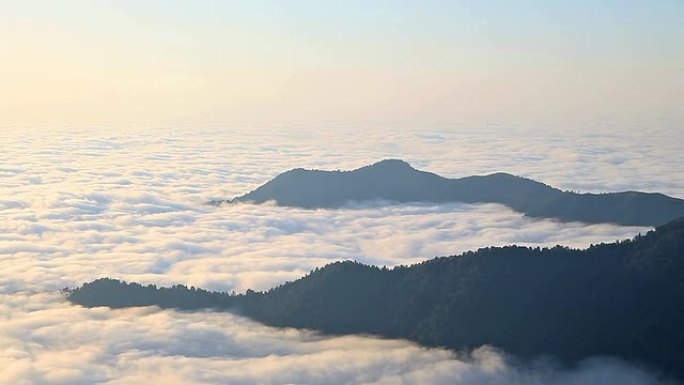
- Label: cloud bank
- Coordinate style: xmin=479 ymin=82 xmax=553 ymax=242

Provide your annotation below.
xmin=0 ymin=293 xmax=672 ymax=385
xmin=1 ymin=126 xmax=681 ymax=383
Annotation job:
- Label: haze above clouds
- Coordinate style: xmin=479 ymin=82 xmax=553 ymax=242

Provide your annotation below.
xmin=2 ymin=1 xmax=682 ymax=126
xmin=1 ymin=126 xmax=682 ymax=384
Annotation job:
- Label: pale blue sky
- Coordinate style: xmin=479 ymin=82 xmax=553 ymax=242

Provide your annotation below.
xmin=1 ymin=0 xmax=682 ymax=127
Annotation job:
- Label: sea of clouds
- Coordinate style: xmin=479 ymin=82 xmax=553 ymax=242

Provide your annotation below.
xmin=1 ymin=125 xmax=682 ymax=384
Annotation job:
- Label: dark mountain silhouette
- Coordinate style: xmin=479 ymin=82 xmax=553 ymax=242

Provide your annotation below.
xmin=69 ymin=217 xmax=684 ymax=379
xmin=209 ymin=159 xmax=684 ymax=226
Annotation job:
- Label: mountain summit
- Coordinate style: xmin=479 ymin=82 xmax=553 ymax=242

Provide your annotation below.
xmin=212 ymin=159 xmax=684 ymax=227
xmin=360 ymin=158 xmax=415 ymax=170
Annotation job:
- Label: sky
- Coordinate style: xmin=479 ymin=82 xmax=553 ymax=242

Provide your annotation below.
xmin=1 ymin=0 xmax=683 ymax=128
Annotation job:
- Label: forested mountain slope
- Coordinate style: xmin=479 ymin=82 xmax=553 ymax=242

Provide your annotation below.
xmin=69 ymin=218 xmax=684 ymax=378
xmin=211 ymin=159 xmax=684 ymax=226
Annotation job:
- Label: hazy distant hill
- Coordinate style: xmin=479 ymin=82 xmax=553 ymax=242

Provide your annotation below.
xmin=211 ymin=159 xmax=684 ymax=226
xmin=69 ymin=217 xmax=684 ymax=379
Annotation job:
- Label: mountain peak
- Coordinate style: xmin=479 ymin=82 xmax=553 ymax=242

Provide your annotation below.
xmin=365 ymin=159 xmax=415 ymax=171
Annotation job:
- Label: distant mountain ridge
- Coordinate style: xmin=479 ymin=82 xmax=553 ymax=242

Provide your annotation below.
xmin=211 ymin=159 xmax=684 ymax=227
xmin=68 ymin=217 xmax=684 ymax=379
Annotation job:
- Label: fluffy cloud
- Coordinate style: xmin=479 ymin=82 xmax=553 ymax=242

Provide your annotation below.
xmin=0 ymin=126 xmax=681 ymax=384
xmin=0 ymin=293 xmax=672 ymax=385
xmin=0 ymin=194 xmax=649 ymax=294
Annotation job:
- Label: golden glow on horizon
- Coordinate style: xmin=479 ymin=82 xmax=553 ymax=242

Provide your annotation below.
xmin=1 ymin=1 xmax=682 ymax=127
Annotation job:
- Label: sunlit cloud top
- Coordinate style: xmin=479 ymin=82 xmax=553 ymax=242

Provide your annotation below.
xmin=1 ymin=0 xmax=682 ymax=127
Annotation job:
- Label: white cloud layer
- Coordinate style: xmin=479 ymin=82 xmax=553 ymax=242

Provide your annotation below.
xmin=0 ymin=126 xmax=682 ymax=384
xmin=0 ymin=293 xmax=672 ymax=385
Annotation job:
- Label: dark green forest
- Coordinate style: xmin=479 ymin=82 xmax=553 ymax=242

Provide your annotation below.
xmin=210 ymin=159 xmax=684 ymax=226
xmin=69 ymin=217 xmax=684 ymax=379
